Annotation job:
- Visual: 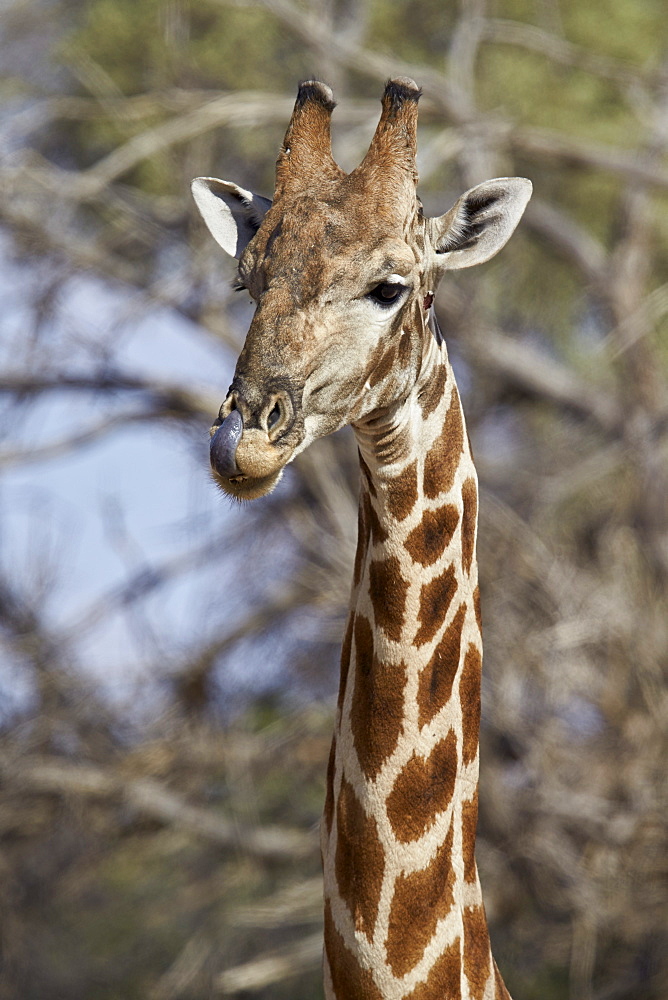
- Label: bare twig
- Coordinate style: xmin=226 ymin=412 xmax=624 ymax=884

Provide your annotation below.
xmin=474 ymin=326 xmax=620 ymax=431
xmin=525 ymin=197 xmax=608 ymax=289
xmin=511 ymin=125 xmax=668 ymax=189
xmin=224 ymin=0 xmax=470 ymax=123
xmin=7 ymin=92 xmax=377 ymax=201
xmin=2 ymin=756 xmax=316 ymax=861
xmin=0 ymin=410 xmax=160 ymax=468
xmin=483 ymin=18 xmax=655 ymax=88
xmin=0 ymin=370 xmax=218 ymax=418
xmin=215 ymin=931 xmax=323 ymax=994
xmin=235 ymin=877 xmax=322 ymax=928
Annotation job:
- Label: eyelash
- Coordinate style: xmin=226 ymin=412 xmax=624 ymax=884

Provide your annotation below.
xmin=367 ymin=281 xmax=408 ymax=307
xmin=232 ymin=279 xmax=247 ymax=292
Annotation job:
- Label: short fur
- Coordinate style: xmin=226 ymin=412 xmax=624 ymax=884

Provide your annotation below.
xmin=192 ymin=79 xmax=531 ymax=999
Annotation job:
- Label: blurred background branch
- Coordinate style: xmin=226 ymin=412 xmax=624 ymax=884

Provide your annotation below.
xmin=0 ymin=1 xmax=666 ymax=998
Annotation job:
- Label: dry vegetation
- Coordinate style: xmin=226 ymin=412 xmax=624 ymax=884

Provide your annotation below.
xmin=0 ymin=0 xmax=667 ymax=998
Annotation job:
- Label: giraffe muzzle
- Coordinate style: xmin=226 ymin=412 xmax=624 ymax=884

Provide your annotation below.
xmin=209 ymin=393 xmax=298 ymax=499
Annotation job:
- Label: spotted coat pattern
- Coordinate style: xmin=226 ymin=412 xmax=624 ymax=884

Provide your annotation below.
xmin=193 ymin=77 xmax=529 ymax=1000
xmin=322 ymin=366 xmax=499 ymax=999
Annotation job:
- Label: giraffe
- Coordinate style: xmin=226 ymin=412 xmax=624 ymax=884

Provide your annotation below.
xmin=192 ymin=78 xmax=531 ymax=1000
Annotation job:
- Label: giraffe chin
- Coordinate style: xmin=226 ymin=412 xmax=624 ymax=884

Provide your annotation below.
xmin=211 ymin=466 xmax=283 ymax=501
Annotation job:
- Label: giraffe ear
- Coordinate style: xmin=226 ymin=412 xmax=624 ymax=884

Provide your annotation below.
xmin=191 ymin=177 xmax=272 ymax=258
xmin=430 ymin=177 xmax=532 ymax=271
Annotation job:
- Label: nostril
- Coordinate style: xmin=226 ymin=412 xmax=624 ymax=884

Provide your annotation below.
xmin=218 ymin=392 xmax=240 ymax=425
xmin=267 ymin=401 xmax=282 ymax=431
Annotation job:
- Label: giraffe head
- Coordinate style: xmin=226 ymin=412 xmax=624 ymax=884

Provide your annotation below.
xmin=193 ymin=79 xmax=531 ymax=500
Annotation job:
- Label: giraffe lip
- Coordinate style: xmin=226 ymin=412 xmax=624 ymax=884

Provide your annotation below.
xmin=211 ymin=467 xmax=283 ymax=500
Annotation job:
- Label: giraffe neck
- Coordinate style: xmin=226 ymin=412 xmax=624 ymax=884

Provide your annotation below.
xmin=321 ymin=345 xmax=510 ymax=1000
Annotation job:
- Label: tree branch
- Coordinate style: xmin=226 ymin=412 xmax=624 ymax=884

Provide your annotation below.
xmin=468 ymin=326 xmax=621 ymax=432
xmin=482 ymin=18 xmax=655 ymax=88
xmin=511 ymin=125 xmax=668 ymax=189
xmin=0 ymin=410 xmax=159 ymax=468
xmin=1 ymin=756 xmax=317 ymax=861
xmin=215 ymin=931 xmax=323 ymax=994
xmin=0 ymin=371 xmax=218 ymax=419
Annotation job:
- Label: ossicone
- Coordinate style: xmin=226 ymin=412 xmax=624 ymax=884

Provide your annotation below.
xmin=351 ymin=77 xmax=422 ymax=215
xmin=274 ymin=79 xmax=344 ymax=199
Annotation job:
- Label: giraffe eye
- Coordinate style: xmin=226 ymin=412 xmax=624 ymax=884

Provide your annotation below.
xmin=367 ymin=281 xmax=407 ymax=307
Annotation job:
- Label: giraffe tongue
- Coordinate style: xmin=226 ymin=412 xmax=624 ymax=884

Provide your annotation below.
xmin=210 ymin=409 xmax=243 ymax=479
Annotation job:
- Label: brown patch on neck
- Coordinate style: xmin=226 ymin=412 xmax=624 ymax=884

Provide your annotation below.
xmin=423 ymin=387 xmax=464 ymax=499
xmin=461 ymin=477 xmax=478 ymax=574
xmin=337 ymin=613 xmax=354 ymax=711
xmin=323 ymin=735 xmax=336 ymax=834
xmin=403 ymin=937 xmax=462 ymax=1000
xmin=350 ymin=615 xmax=406 ymax=780
xmin=386 ymin=729 xmax=458 ymax=842
xmin=385 ymin=816 xmax=456 ymax=976
xmin=353 ymin=493 xmax=370 ymax=589
xmin=463 ymin=904 xmax=492 ymax=1000
xmin=369 ymin=555 xmax=409 ymax=642
xmin=324 ymin=900 xmax=383 ymax=1000
xmin=417 ymin=602 xmax=467 ymax=729
xmin=418 ymin=362 xmax=449 ymax=420
xmin=368 ymin=343 xmax=397 ymax=389
xmin=364 ymin=491 xmax=388 ymax=547
xmin=473 ymin=584 xmax=482 ymax=632
xmin=359 ymin=452 xmax=377 ymax=497
xmin=384 ymin=459 xmax=418 ymax=521
xmin=461 ymin=789 xmax=479 ymax=883
xmin=414 ymin=563 xmax=458 ymax=647
xmin=404 ymin=503 xmax=459 ymax=567
xmin=460 ymin=643 xmax=482 ymax=767
xmin=334 ymin=777 xmax=385 ymax=942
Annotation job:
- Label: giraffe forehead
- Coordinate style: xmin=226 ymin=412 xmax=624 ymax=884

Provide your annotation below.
xmin=245 ymin=194 xmax=419 ymax=296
